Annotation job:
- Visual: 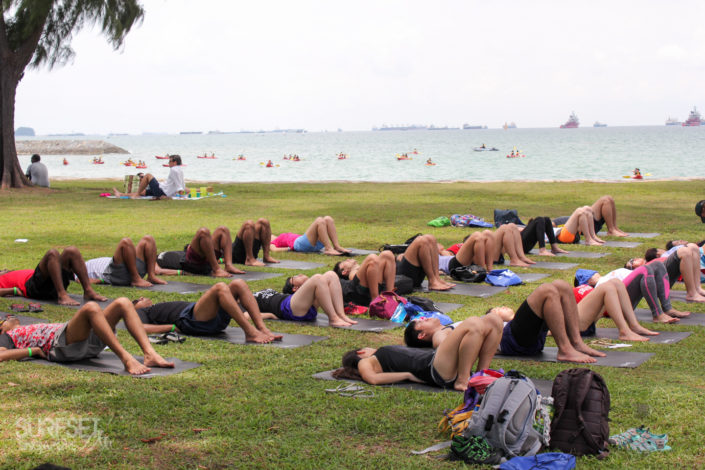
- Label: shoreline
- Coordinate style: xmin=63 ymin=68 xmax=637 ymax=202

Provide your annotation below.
xmin=48 ymin=176 xmax=705 ymax=184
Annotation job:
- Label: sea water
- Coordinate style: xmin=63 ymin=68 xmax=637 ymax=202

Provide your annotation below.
xmin=16 ymin=126 xmax=705 ymax=183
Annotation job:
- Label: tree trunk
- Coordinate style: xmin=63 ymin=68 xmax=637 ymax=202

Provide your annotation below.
xmin=0 ymin=65 xmax=29 ymax=189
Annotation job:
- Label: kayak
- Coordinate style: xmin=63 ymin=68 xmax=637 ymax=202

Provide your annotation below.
xmin=473 ymin=147 xmax=498 ymax=151
xmin=154 ymin=156 xmax=169 ymax=159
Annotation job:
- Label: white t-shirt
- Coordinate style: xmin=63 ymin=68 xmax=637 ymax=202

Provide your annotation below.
xmin=159 ymin=166 xmax=185 ymax=197
xmin=596 ymin=268 xmax=631 ymax=286
xmin=84 ymin=257 xmax=112 ymax=281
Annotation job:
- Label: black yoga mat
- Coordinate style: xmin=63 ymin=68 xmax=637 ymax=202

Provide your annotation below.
xmin=313 ymin=370 xmax=554 ymax=397
xmin=30 ymin=351 xmax=200 ymax=378
xmin=6 ymin=295 xmax=114 ymax=310
xmin=418 ymin=281 xmax=507 ymax=298
xmin=257 ymin=259 xmax=325 ymax=270
xmin=435 ymin=302 xmax=463 ymax=314
xmin=579 ymin=240 xmax=642 ymax=248
xmin=267 ymin=315 xmax=401 ymax=332
xmin=1 ymin=313 xmax=50 ymax=324
xmin=634 ymin=308 xmax=705 ymax=326
xmin=667 ymin=290 xmax=705 ymax=305
xmin=587 ymin=328 xmax=691 ymax=344
xmin=496 ymin=346 xmax=653 ymax=368
xmin=529 ymin=250 xmax=609 ymax=259
xmin=186 ymin=326 xmax=328 ymax=349
xmin=598 ymin=232 xmax=660 ymax=239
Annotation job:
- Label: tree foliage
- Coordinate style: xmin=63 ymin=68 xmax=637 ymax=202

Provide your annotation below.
xmin=0 ymin=0 xmax=144 ymax=188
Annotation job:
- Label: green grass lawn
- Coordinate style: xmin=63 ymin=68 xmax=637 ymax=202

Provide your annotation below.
xmin=1 ymin=179 xmax=704 ymax=469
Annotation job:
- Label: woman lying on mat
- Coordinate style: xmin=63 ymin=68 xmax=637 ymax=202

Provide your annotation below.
xmin=0 ymin=298 xmax=174 ymax=375
xmin=250 ymin=271 xmax=358 ymax=327
xmin=552 ymin=206 xmax=605 ymax=246
xmin=643 ymin=241 xmax=705 ymax=303
xmin=332 ymin=251 xmax=396 ymax=305
xmin=132 ymin=279 xmax=281 ymax=344
xmin=269 ymin=215 xmax=352 ymax=256
xmin=337 ymin=315 xmax=502 ymax=391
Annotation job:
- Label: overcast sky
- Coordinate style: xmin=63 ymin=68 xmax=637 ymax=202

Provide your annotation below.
xmin=14 ymin=0 xmax=705 ymax=134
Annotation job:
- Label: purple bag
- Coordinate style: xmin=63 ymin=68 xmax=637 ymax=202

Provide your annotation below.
xmin=368 ymin=291 xmax=407 ymax=319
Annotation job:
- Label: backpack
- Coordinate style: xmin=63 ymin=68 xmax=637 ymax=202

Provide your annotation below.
xmin=550 ymin=368 xmax=610 ymax=458
xmin=406 ymin=296 xmax=440 ymax=312
xmin=494 ymin=209 xmax=525 ymax=228
xmin=464 ymin=371 xmax=543 ymax=459
xmin=450 ymin=214 xmax=494 ymax=228
xmin=485 ymin=269 xmax=522 ymax=287
xmin=368 ymin=291 xmax=406 ymax=319
xmin=394 ymin=275 xmax=414 ymax=295
xmin=450 ymin=265 xmax=487 ymax=283
xmin=156 ymin=250 xmax=186 ymax=270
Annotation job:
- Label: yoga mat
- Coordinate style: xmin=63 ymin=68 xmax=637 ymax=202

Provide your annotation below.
xmin=230 ymin=271 xmax=283 ymax=282
xmin=313 ymin=370 xmax=554 ymax=396
xmin=130 ymin=272 xmax=281 ymax=292
xmin=346 ymin=248 xmax=379 ymax=256
xmin=496 ymin=346 xmax=653 ymax=368
xmin=530 ymin=250 xmax=609 ymax=259
xmin=257 ymin=259 xmax=325 ymax=270
xmin=30 ymin=351 xmax=200 ymax=378
xmin=598 ymin=232 xmax=660 ymax=239
xmin=188 ymin=327 xmax=328 ymax=349
xmin=435 ymin=302 xmax=463 ymax=314
xmin=501 ymin=260 xmax=578 ymax=270
xmin=6 ymin=295 xmax=114 ymax=310
xmin=1 ymin=313 xmax=50 ymax=325
xmin=418 ymin=281 xmax=507 ymax=298
xmin=579 ymin=240 xmax=642 ymax=248
xmin=517 ymin=273 xmax=550 ymax=283
xmin=634 ymin=308 xmax=705 ymax=326
xmin=267 ymin=316 xmax=401 ymax=332
xmin=588 ymin=328 xmax=692 ymax=344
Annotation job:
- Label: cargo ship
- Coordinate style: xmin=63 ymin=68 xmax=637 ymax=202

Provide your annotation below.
xmin=665 ymin=117 xmax=681 ymax=126
xmin=560 ymin=112 xmax=579 ymax=128
xmin=593 ymin=121 xmax=607 ymax=127
xmin=682 ymin=107 xmax=703 ymax=126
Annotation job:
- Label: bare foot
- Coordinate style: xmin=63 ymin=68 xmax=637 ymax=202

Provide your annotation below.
xmin=632 ymin=325 xmax=659 ymax=336
xmin=537 ymin=249 xmax=555 ymax=257
xmin=586 ymin=240 xmax=603 ymax=246
xmin=245 ymin=331 xmax=274 ymax=344
xmin=557 ymin=349 xmax=597 ymax=363
xmin=323 ymin=249 xmax=343 ymax=256
xmin=132 ymin=278 xmax=153 ymax=288
xmin=144 ymin=352 xmax=175 ymax=368
xmin=85 ymin=291 xmax=108 ymax=302
xmin=339 ymin=314 xmax=358 ymax=325
xmin=654 ymin=313 xmax=679 ymax=324
xmin=112 ymin=187 xmax=125 ymax=197
xmin=509 ymin=260 xmax=532 ymax=267
xmin=685 ymin=293 xmax=705 ymax=303
xmin=263 ymin=256 xmax=279 ymax=264
xmin=147 ymin=275 xmax=168 ymax=285
xmin=454 ymin=380 xmax=468 ymax=392
xmin=552 ymin=247 xmax=569 ymax=254
xmin=225 ymin=265 xmax=246 ymax=275
xmin=125 ymin=357 xmax=151 ymax=375
xmin=667 ymin=309 xmax=690 ymax=318
xmin=618 ymin=331 xmax=650 ymax=342
xmin=245 ymin=258 xmax=265 ymax=267
xmin=261 ymin=328 xmax=283 ymax=342
xmin=607 ymin=230 xmax=629 ymax=237
xmin=212 ymin=268 xmax=232 ymax=278
xmin=428 ymin=281 xmax=455 ymax=291
xmin=335 ymin=247 xmax=353 ymax=255
xmin=58 ymin=295 xmax=80 ymax=306
xmin=575 ymin=343 xmax=606 ymax=358
xmin=329 ymin=320 xmax=352 ymax=327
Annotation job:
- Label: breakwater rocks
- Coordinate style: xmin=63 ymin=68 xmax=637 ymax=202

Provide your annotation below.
xmin=16 ymin=140 xmax=129 ymax=155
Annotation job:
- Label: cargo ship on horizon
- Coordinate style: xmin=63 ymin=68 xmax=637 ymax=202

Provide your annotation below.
xmin=682 ymin=107 xmax=703 ymax=126
xmin=560 ymin=112 xmax=579 ymax=128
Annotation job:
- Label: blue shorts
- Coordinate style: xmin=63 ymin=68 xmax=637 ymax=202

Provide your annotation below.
xmin=144 ymin=178 xmax=166 ymax=198
xmin=279 ymin=295 xmax=317 ymax=322
xmin=499 ymin=321 xmax=547 ymax=356
xmin=177 ymin=304 xmax=231 ymax=335
xmin=293 ymin=235 xmax=324 ymax=253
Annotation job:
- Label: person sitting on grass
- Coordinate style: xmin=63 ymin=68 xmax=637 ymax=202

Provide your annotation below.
xmin=230 ymin=218 xmax=279 ymax=266
xmin=338 ymin=314 xmax=502 ymax=391
xmin=157 ymin=226 xmax=240 ymax=278
xmin=113 ymin=154 xmax=185 ymax=200
xmin=552 ymin=206 xmax=605 ymax=246
xmin=572 ymin=269 xmax=659 ymax=341
xmin=0 ymin=247 xmax=108 ymax=307
xmin=269 ymin=216 xmax=352 ymax=256
xmin=438 ymin=231 xmax=495 ymax=272
xmin=0 ymin=298 xmax=174 ymax=375
xmin=642 ymin=240 xmax=705 ymax=302
xmin=396 ymin=234 xmax=455 ymax=291
xmin=252 ymin=271 xmax=358 ymax=327
xmin=486 ymin=280 xmax=606 ymax=363
xmin=132 ymin=279 xmax=281 ymax=344
xmin=332 ymin=251 xmax=396 ymax=305
xmin=84 ymin=236 xmax=176 ymax=288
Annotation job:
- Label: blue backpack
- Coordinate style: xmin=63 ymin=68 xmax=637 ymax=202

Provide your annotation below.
xmin=499 ymin=452 xmax=576 ymax=470
xmin=485 ymin=269 xmax=522 ymax=287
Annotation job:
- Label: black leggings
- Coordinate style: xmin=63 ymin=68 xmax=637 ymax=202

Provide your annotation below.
xmin=521 ymin=217 xmax=556 ymax=253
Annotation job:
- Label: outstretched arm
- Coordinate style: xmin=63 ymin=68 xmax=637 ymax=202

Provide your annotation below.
xmin=358 ymin=359 xmax=420 ymax=384
xmin=0 ymin=347 xmax=46 ymax=362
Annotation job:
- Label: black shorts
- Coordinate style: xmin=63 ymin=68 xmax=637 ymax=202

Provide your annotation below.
xmin=344 ymin=276 xmax=372 ymax=306
xmin=593 ymin=217 xmax=606 ymax=234
xmin=447 ymin=256 xmax=462 ymax=273
xmin=231 ymin=237 xmax=262 ymax=265
xmin=397 ymin=257 xmax=425 ymax=287
xmin=24 ymin=265 xmax=73 ymax=300
xmin=144 ymin=178 xmax=166 ymax=198
xmin=509 ymin=300 xmax=547 ymax=349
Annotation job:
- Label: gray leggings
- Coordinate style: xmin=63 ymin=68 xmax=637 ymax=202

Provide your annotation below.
xmin=622 ymin=262 xmax=671 ymax=318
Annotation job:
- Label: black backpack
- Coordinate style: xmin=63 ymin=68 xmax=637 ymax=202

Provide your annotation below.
xmin=450 ymin=265 xmax=487 ymax=283
xmin=550 ymin=368 xmax=610 ymax=459
xmin=394 ymin=275 xmax=414 ymax=295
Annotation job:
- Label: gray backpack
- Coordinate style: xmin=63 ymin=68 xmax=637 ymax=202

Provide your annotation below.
xmin=464 ymin=373 xmax=544 ymax=459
